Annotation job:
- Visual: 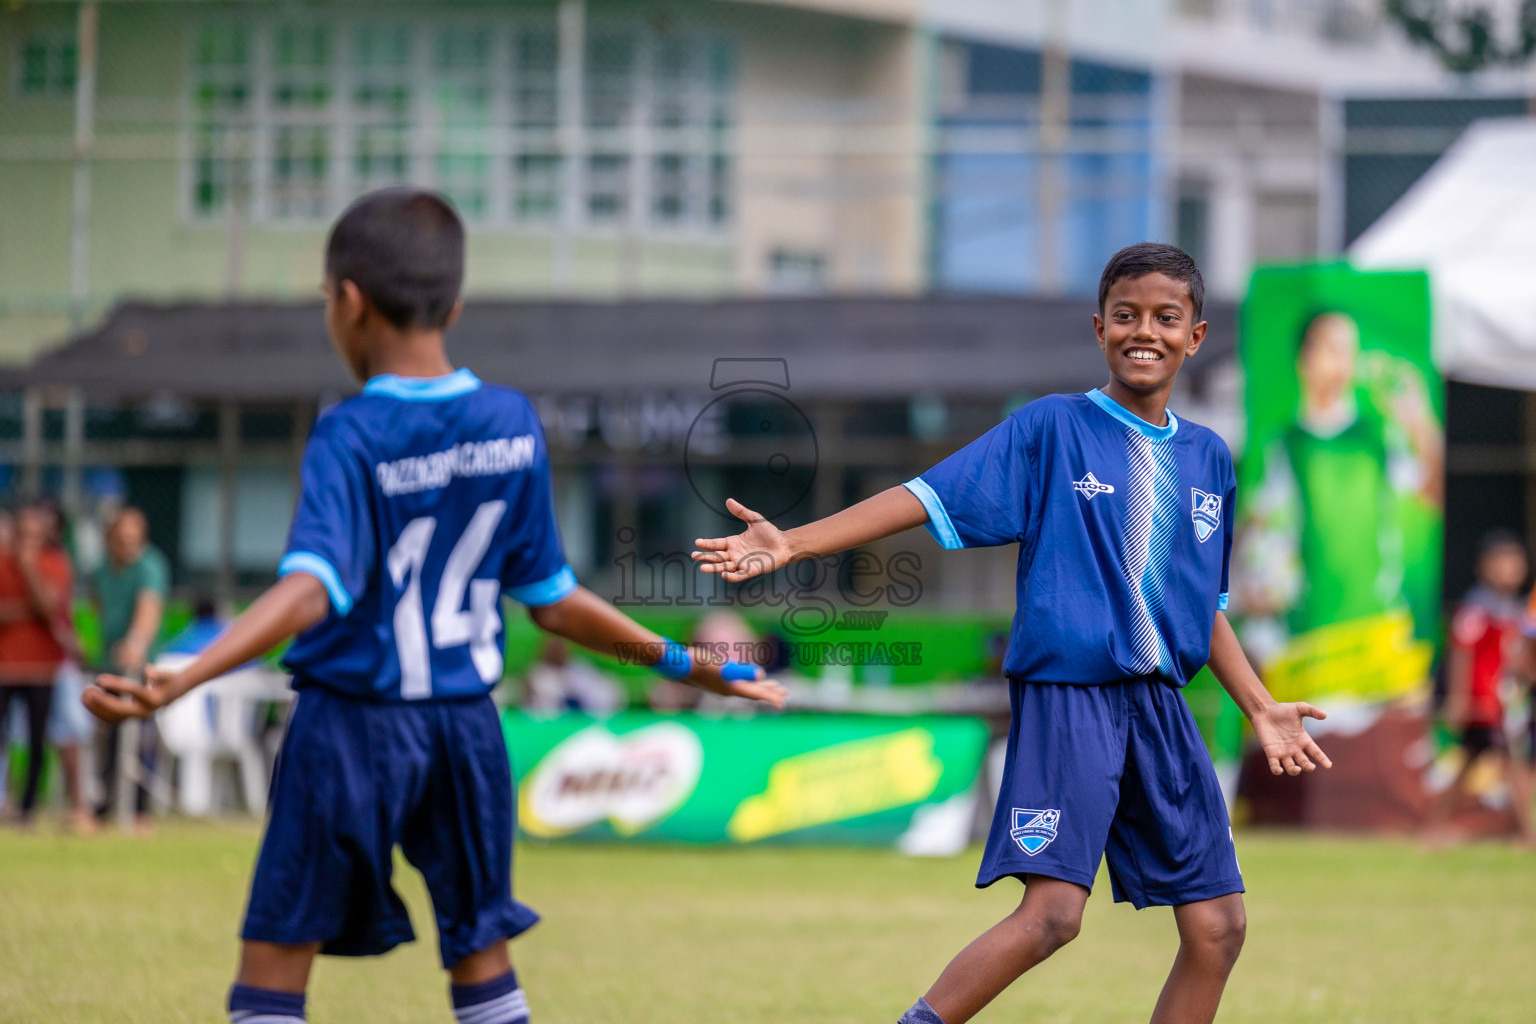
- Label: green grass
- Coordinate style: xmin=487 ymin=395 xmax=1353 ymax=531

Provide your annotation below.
xmin=2 ymin=824 xmax=1534 ymax=1023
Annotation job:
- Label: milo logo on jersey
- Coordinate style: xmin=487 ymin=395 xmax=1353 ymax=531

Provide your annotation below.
xmin=1009 ymin=808 xmax=1061 ymax=855
xmin=1191 ymin=488 xmax=1222 ymax=543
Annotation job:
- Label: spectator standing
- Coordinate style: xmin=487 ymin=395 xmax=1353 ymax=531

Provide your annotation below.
xmin=1509 ymin=560 xmax=1536 ymax=833
xmin=89 ymin=506 xmax=169 ymax=829
xmin=0 ymin=509 xmax=13 ymax=815
xmin=0 ymin=505 xmax=74 ymax=827
xmin=38 ymin=500 xmax=95 ymax=834
xmin=1426 ymin=530 xmax=1536 ymax=844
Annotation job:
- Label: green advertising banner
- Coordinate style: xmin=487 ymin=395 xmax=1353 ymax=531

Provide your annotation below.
xmin=1236 ymin=263 xmax=1442 ymax=704
xmin=503 ymin=711 xmax=990 ymax=848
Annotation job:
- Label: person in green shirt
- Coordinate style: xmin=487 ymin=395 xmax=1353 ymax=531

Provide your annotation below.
xmin=89 ymin=506 xmax=169 ymax=828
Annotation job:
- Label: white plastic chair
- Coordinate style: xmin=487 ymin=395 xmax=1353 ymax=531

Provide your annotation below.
xmin=154 ymin=654 xmax=292 ymax=816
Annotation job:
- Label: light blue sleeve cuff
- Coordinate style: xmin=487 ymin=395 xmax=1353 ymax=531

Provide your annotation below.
xmin=903 ymin=477 xmax=965 ymax=551
xmin=1217 ymin=592 xmax=1229 ymax=611
xmin=507 ymin=564 xmax=578 ymax=607
xmin=279 ymin=551 xmax=353 ymax=616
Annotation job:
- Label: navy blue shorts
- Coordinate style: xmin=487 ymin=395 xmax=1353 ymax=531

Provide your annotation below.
xmin=241 ymin=686 xmax=539 ymax=967
xmin=977 ymin=679 xmax=1243 ymax=909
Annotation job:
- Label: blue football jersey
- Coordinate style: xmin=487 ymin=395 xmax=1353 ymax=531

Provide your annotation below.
xmin=905 ymin=389 xmax=1234 ymax=688
xmin=278 ymin=368 xmax=575 ymax=701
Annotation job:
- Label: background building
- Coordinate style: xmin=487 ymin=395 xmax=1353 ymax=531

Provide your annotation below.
xmin=2 ymin=0 xmax=1534 ymax=605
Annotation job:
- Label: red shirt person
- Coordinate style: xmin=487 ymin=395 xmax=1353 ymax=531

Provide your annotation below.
xmin=0 ymin=505 xmax=73 ymax=822
xmin=1428 ymin=530 xmax=1536 ymax=844
xmin=1450 ymin=586 xmax=1523 ymax=733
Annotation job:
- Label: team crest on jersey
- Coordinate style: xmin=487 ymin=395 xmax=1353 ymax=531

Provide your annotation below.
xmin=1009 ymin=808 xmax=1061 ymax=855
xmin=1191 ymin=488 xmax=1222 ymax=543
xmin=1073 ymin=472 xmax=1115 ymax=500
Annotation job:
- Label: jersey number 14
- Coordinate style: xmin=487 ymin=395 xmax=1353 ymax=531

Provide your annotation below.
xmin=387 ymin=500 xmax=506 ymax=699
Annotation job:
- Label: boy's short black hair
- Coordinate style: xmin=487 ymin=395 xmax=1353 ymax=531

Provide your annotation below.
xmin=325 ymin=188 xmax=465 ymax=330
xmin=1097 ymin=242 xmax=1205 ymax=321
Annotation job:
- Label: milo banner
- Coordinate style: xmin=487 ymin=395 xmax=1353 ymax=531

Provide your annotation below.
xmin=504 ymin=711 xmax=989 ymax=850
xmin=1236 ymin=263 xmax=1444 ymax=829
xmin=1236 ymin=263 xmax=1441 ymax=701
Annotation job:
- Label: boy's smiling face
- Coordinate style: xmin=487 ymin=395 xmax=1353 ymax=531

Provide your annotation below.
xmin=1094 ymin=271 xmax=1207 ymax=397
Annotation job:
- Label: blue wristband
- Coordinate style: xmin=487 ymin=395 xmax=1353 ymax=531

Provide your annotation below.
xmin=721 ymin=661 xmax=758 ymax=682
xmin=652 ymin=638 xmax=693 ymax=680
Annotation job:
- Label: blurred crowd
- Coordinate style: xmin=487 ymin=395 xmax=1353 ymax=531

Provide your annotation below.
xmin=0 ymin=493 xmax=789 ymax=831
xmin=0 ymin=503 xmax=168 ymax=833
xmin=6 ymin=501 xmax=1535 ymax=845
xmin=519 ymin=609 xmax=781 ymax=716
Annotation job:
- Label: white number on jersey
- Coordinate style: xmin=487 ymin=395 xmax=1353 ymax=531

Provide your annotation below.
xmin=387 ymin=500 xmax=507 ymax=699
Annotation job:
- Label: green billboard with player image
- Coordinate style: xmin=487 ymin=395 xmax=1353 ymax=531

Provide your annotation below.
xmin=1235 ymin=262 xmax=1441 ymax=699
xmin=1234 ymin=263 xmax=1444 ymax=827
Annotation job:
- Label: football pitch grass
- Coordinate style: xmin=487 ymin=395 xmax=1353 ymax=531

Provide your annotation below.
xmin=2 ymin=824 xmax=1533 ymax=1024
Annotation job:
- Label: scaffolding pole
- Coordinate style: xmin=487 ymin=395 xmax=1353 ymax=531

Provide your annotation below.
xmin=1036 ymin=0 xmax=1070 ymax=294
xmin=68 ymin=1 xmax=100 ymax=335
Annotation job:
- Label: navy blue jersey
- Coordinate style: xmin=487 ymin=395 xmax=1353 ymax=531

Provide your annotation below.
xmin=279 ymin=368 xmax=575 ymax=701
xmin=905 ymin=389 xmax=1234 ymax=688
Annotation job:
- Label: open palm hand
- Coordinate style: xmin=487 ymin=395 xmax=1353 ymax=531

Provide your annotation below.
xmin=691 ymin=499 xmax=793 ymax=582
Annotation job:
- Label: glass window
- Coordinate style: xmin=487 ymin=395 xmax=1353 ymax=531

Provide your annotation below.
xmin=708 ymin=151 xmax=731 ymax=226
xmin=583 ymin=29 xmax=635 ymax=223
xmin=431 ymin=27 xmax=493 ymax=220
xmin=515 ymin=152 xmax=562 ymax=221
xmin=649 ymin=32 xmax=734 ymax=230
xmin=351 ymin=26 xmax=413 ymax=190
xmin=269 ymin=25 xmax=334 ymax=220
xmin=706 ymin=39 xmax=735 ymax=227
xmin=15 ymin=33 xmax=76 ymax=97
xmin=189 ymin=26 xmax=252 ymax=218
xmin=584 ymin=29 xmax=635 ymax=131
xmin=510 ymin=25 xmax=561 ymax=222
xmin=181 ymin=16 xmax=736 ymax=232
xmin=586 ymin=152 xmax=629 ymax=222
xmin=513 ymin=26 xmax=559 ymax=131
xmin=653 ymin=152 xmax=689 ymax=224
xmin=1176 ymin=183 xmax=1210 ymax=269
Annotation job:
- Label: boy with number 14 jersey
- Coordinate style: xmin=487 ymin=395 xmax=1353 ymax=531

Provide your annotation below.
xmin=85 ymin=189 xmax=784 ymax=1024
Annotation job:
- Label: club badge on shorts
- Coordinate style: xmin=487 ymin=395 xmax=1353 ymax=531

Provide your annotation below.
xmin=1191 ymin=488 xmax=1222 ymax=543
xmin=1010 ymin=808 xmax=1061 ymax=855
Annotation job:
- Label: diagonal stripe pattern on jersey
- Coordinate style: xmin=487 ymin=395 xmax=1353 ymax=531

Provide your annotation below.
xmin=1120 ymin=429 xmax=1179 ymax=676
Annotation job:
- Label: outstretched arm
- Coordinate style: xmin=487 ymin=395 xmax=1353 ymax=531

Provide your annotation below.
xmin=1209 ymin=610 xmax=1333 ymax=776
xmin=83 ymin=573 xmax=331 ymax=722
xmin=528 ymin=586 xmax=786 ymax=707
xmin=692 ymin=487 xmax=929 ymax=583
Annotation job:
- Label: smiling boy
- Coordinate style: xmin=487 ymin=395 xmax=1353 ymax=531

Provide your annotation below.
xmin=693 ymin=243 xmax=1332 ymax=1024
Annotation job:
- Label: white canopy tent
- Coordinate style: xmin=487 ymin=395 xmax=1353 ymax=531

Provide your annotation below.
xmin=1351 ymin=117 xmax=1536 ymax=392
